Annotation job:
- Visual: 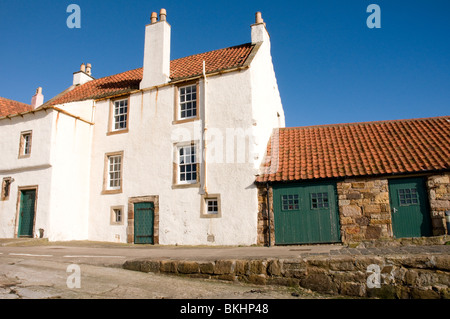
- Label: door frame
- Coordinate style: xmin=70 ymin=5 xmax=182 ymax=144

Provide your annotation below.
xmin=15 ymin=185 xmax=38 ymax=238
xmin=127 ymin=195 xmax=159 ymax=244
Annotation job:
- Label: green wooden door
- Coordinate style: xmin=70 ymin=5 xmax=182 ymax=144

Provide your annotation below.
xmin=134 ymin=202 xmax=154 ymax=244
xmin=18 ymin=190 xmax=36 ymax=237
xmin=389 ymin=177 xmax=431 ymax=238
xmin=273 ymin=182 xmax=340 ymax=244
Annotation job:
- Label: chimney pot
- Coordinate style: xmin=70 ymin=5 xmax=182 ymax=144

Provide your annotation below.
xmin=255 ymin=12 xmax=264 ymax=24
xmin=159 ymin=8 xmax=167 ymax=21
xmin=151 ymin=12 xmax=158 ymax=24
xmin=86 ymin=63 xmax=92 ymax=75
xmin=80 ymin=63 xmax=86 ymax=72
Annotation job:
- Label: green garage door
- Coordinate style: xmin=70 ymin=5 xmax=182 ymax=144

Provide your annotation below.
xmin=273 ymin=182 xmax=340 ymax=244
xmin=389 ymin=177 xmax=431 ymax=238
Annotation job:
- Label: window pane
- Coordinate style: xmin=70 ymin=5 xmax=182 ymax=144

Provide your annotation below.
xmin=311 ymin=192 xmax=328 ymax=209
xmin=179 ymin=85 xmax=197 ymax=119
xmin=281 ymin=194 xmax=299 ymax=211
xmin=398 ymin=188 xmax=419 ymax=206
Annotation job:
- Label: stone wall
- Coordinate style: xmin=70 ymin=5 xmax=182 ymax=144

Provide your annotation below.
xmin=427 ymin=173 xmax=450 ymax=235
xmin=124 ymin=252 xmax=450 ymax=299
xmin=256 ymin=173 xmax=450 ymax=246
xmin=257 ymin=185 xmax=274 ymax=246
xmin=337 ymin=179 xmax=392 ymax=243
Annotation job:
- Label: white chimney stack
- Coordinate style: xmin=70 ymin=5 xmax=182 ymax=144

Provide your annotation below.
xmin=31 ymin=87 xmax=44 ymax=109
xmin=140 ymin=8 xmax=171 ymax=89
xmin=73 ymin=63 xmax=94 ymax=86
xmin=251 ymin=12 xmax=270 ymax=44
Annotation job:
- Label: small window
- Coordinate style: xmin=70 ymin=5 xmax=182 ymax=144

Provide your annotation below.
xmin=111 ymin=206 xmax=124 ymax=225
xmin=179 ymin=84 xmax=197 ymax=120
xmin=114 ymin=208 xmax=122 ymax=222
xmin=281 ymin=194 xmax=299 ymax=210
xmin=178 ymin=144 xmax=197 ymax=184
xmin=398 ymin=188 xmax=419 ymax=206
xmin=1 ymin=177 xmax=12 ymax=201
xmin=19 ymin=131 xmax=32 ymax=158
xmin=311 ymin=192 xmax=329 ymax=209
xmin=113 ymin=99 xmax=128 ymax=131
xmin=201 ymin=194 xmax=221 ymax=218
xmin=206 ymin=199 xmax=219 ymax=214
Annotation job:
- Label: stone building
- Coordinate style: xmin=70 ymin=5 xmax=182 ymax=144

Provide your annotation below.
xmin=256 ymin=116 xmax=450 ymax=245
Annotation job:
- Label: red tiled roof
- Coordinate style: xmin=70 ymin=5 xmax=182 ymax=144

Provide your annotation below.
xmin=0 ymin=97 xmax=32 ymax=117
xmin=47 ymin=43 xmax=255 ymax=106
xmin=257 ymin=116 xmax=450 ymax=182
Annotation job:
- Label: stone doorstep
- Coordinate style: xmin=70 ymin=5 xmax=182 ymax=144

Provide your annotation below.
xmin=122 ymin=253 xmax=450 ymax=299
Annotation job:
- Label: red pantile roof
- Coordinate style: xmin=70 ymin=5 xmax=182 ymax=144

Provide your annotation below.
xmin=257 ymin=116 xmax=450 ymax=182
xmin=0 ymin=97 xmax=32 ymax=117
xmin=47 ymin=43 xmax=255 ymax=106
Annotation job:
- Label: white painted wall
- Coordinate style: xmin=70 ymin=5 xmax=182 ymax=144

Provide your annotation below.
xmin=0 ymin=108 xmax=93 ymax=241
xmin=87 ymin=52 xmax=281 ymax=245
xmin=47 ymin=111 xmax=92 ymax=241
xmin=0 ymin=111 xmax=54 ymax=238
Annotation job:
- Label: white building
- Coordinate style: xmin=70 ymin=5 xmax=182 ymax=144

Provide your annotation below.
xmin=0 ymin=10 xmax=285 ymax=245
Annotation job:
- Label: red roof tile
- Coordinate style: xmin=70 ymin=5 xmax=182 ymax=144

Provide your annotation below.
xmin=0 ymin=97 xmax=32 ymax=117
xmin=47 ymin=43 xmax=255 ymax=106
xmin=257 ymin=116 xmax=450 ymax=182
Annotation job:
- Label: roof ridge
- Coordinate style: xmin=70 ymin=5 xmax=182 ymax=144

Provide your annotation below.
xmin=170 ymin=42 xmax=253 ymax=62
xmin=71 ymin=42 xmax=253 ymax=85
xmin=281 ymin=115 xmax=450 ymax=130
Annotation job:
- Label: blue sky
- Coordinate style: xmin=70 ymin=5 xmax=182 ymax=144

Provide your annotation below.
xmin=0 ymin=0 xmax=448 ymax=127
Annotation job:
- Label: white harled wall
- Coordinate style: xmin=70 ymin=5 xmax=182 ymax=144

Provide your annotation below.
xmin=0 ymin=13 xmax=285 ymax=244
xmin=0 ymin=111 xmax=54 ymax=238
xmin=87 ymin=44 xmax=283 ymax=245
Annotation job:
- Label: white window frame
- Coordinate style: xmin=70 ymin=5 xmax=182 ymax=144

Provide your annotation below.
xmin=113 ymin=98 xmax=128 ymax=131
xmin=19 ymin=131 xmax=32 ymax=158
xmin=178 ymin=84 xmax=197 ymax=120
xmin=206 ymin=199 xmax=219 ymax=214
xmin=103 ymin=151 xmax=124 ymax=194
xmin=110 ymin=206 xmax=124 ymax=225
xmin=108 ymin=155 xmax=122 ymax=190
xmin=177 ymin=144 xmax=198 ymax=184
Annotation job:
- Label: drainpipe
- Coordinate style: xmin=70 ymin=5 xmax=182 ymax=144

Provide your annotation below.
xmin=202 ymin=60 xmax=208 ymax=194
xmin=266 ymin=182 xmax=271 ymax=247
xmin=446 ymin=211 xmax=450 ymax=235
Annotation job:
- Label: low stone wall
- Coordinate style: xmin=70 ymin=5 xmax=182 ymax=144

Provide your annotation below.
xmin=123 ymin=253 xmax=450 ymax=299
